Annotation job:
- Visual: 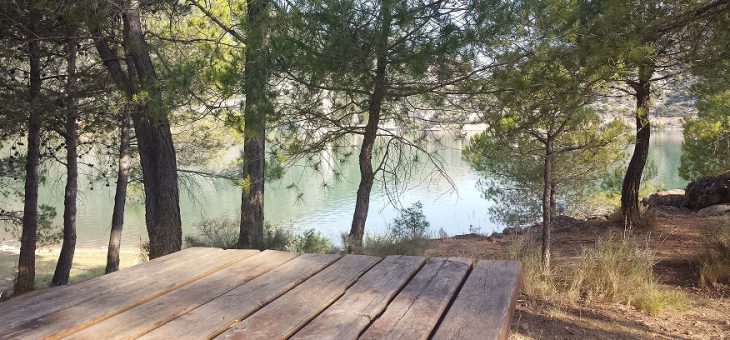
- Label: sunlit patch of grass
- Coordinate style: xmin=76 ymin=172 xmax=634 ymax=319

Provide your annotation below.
xmin=637 ymin=288 xmax=691 ymax=316
xmin=1 ymin=248 xmax=141 ymax=299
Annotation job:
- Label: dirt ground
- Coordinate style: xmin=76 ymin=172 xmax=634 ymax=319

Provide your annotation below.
xmin=426 ymin=211 xmax=730 ymax=339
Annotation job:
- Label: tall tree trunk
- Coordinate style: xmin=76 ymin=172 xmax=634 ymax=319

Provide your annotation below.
xmin=541 ymin=139 xmax=553 ymax=274
xmin=550 ymin=181 xmax=557 ymax=216
xmin=52 ymin=39 xmax=79 ymax=286
xmin=122 ymin=0 xmax=182 ymax=258
xmin=106 ymin=111 xmax=131 ymax=273
xmin=621 ymin=65 xmax=653 ymax=229
xmin=347 ymin=1 xmax=391 ymax=251
xmin=238 ymin=0 xmax=270 ymax=249
xmin=15 ymin=39 xmax=42 ymax=295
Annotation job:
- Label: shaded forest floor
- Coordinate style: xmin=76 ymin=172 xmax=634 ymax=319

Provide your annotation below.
xmin=426 ymin=211 xmax=730 ymax=339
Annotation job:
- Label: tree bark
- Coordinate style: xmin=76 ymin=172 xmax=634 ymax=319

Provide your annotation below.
xmin=541 ymin=139 xmax=553 ymax=274
xmin=621 ymin=65 xmax=653 ymax=229
xmin=106 ymin=111 xmax=131 ymax=273
xmin=550 ymin=181 xmax=557 ymax=216
xmin=121 ymin=0 xmax=182 ymax=258
xmin=52 ymin=39 xmax=79 ymax=286
xmin=347 ymin=1 xmax=391 ymax=251
xmin=238 ymin=0 xmax=270 ymax=250
xmin=15 ymin=38 xmax=42 ymax=295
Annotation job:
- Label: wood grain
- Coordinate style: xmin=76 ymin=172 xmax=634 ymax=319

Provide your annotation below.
xmin=0 ymin=248 xmax=258 ymax=340
xmin=432 ymin=260 xmax=522 ymax=340
xmin=0 ymin=247 xmax=211 ymax=327
xmin=292 ymin=255 xmax=425 ymax=340
xmin=140 ymin=253 xmax=341 ymax=340
xmin=359 ymin=257 xmax=472 ymax=340
xmin=65 ymin=250 xmax=296 ymax=340
xmin=217 ymin=254 xmax=380 ymax=340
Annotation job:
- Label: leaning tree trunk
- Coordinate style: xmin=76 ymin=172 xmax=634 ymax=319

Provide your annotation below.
xmin=106 ymin=111 xmax=131 ymax=273
xmin=52 ymin=39 xmax=79 ymax=286
xmin=541 ymin=139 xmax=553 ymax=274
xmin=15 ymin=39 xmax=42 ymax=295
xmin=621 ymin=66 xmax=653 ymax=230
xmin=123 ymin=0 xmax=182 ymax=258
xmin=347 ymin=2 xmax=391 ymax=251
xmin=238 ymin=0 xmax=270 ymax=250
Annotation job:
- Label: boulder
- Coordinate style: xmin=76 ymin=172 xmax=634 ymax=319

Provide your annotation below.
xmin=684 ymin=172 xmax=730 ymax=210
xmin=642 ymin=189 xmax=685 ymax=208
xmin=697 ymin=204 xmax=730 ymax=217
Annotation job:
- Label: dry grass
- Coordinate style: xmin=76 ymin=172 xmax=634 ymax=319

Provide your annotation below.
xmin=699 ymin=217 xmax=730 ymax=288
xmin=504 ymin=235 xmax=689 ymax=315
xmin=0 ymin=248 xmax=141 ymax=299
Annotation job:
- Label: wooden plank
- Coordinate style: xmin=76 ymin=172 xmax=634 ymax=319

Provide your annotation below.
xmin=217 ymin=254 xmax=381 ymax=340
xmin=432 ymin=260 xmax=522 ymax=340
xmin=0 ymin=248 xmax=258 ymax=340
xmin=292 ymin=255 xmax=426 ymax=340
xmin=65 ymin=250 xmax=297 ymax=340
xmin=140 ymin=253 xmax=341 ymax=340
xmin=0 ymin=247 xmax=211 ymax=325
xmin=359 ymin=257 xmax=472 ymax=340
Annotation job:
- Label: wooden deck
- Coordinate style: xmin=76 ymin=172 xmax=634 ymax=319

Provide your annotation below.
xmin=0 ymin=248 xmax=522 ymax=340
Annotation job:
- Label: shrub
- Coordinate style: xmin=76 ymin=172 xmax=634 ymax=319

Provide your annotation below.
xmin=699 ymin=218 xmax=730 ymax=288
xmin=185 ymin=218 xmax=337 ymax=254
xmin=355 ymin=201 xmax=431 ymax=257
xmin=185 ymin=218 xmax=238 ymax=249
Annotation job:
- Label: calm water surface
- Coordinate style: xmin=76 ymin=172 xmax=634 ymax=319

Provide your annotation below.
xmin=1 ymin=130 xmax=687 ymax=248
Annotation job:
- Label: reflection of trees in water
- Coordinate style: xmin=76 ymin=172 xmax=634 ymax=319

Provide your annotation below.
xmin=648 ymin=130 xmax=686 ymax=189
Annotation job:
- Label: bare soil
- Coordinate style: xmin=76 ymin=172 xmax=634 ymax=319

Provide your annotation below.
xmin=426 ymin=210 xmax=730 ymax=339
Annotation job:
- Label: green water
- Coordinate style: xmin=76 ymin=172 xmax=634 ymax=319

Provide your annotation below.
xmin=1 ymin=129 xmax=687 ymax=248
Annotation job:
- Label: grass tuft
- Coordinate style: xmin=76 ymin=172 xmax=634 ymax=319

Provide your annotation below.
xmin=699 ymin=218 xmax=730 ymax=288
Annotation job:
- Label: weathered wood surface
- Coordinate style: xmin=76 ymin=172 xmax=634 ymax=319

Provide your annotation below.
xmin=432 ymin=260 xmax=522 ymax=340
xmin=218 ymin=254 xmax=380 ymax=339
xmin=0 ymin=248 xmax=258 ymax=340
xmin=359 ymin=257 xmax=472 ymax=340
xmin=140 ymin=253 xmax=341 ymax=340
xmin=0 ymin=249 xmax=522 ymax=340
xmin=292 ymin=255 xmax=426 ymax=340
xmin=0 ymin=247 xmax=211 ymax=328
xmin=66 ymin=250 xmax=297 ymax=340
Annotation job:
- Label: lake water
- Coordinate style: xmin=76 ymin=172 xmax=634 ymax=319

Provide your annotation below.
xmin=1 ymin=129 xmax=687 ymax=248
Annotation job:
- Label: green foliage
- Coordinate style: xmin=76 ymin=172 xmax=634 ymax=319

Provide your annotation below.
xmin=464 ymin=111 xmax=629 ymax=225
xmin=589 ymin=160 xmax=661 ymax=213
xmin=185 ymin=218 xmax=337 ymax=254
xmin=355 ymin=201 xmax=431 ymax=256
xmin=680 ymin=89 xmax=730 ymax=181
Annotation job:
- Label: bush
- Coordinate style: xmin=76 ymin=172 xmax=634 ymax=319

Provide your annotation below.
xmin=699 ymin=218 xmax=730 ymax=288
xmin=185 ymin=218 xmax=239 ymax=249
xmin=185 ymin=218 xmax=338 ymax=254
xmin=354 ymin=201 xmax=431 ymax=257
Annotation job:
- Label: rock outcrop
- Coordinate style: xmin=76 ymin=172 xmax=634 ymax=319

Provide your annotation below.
xmin=697 ymin=204 xmax=730 ymax=217
xmin=642 ymin=189 xmax=685 ymax=208
xmin=683 ymin=172 xmax=730 ymax=210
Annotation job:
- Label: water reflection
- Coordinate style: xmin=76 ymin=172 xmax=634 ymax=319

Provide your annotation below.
xmin=1 ymin=130 xmax=686 ymax=247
